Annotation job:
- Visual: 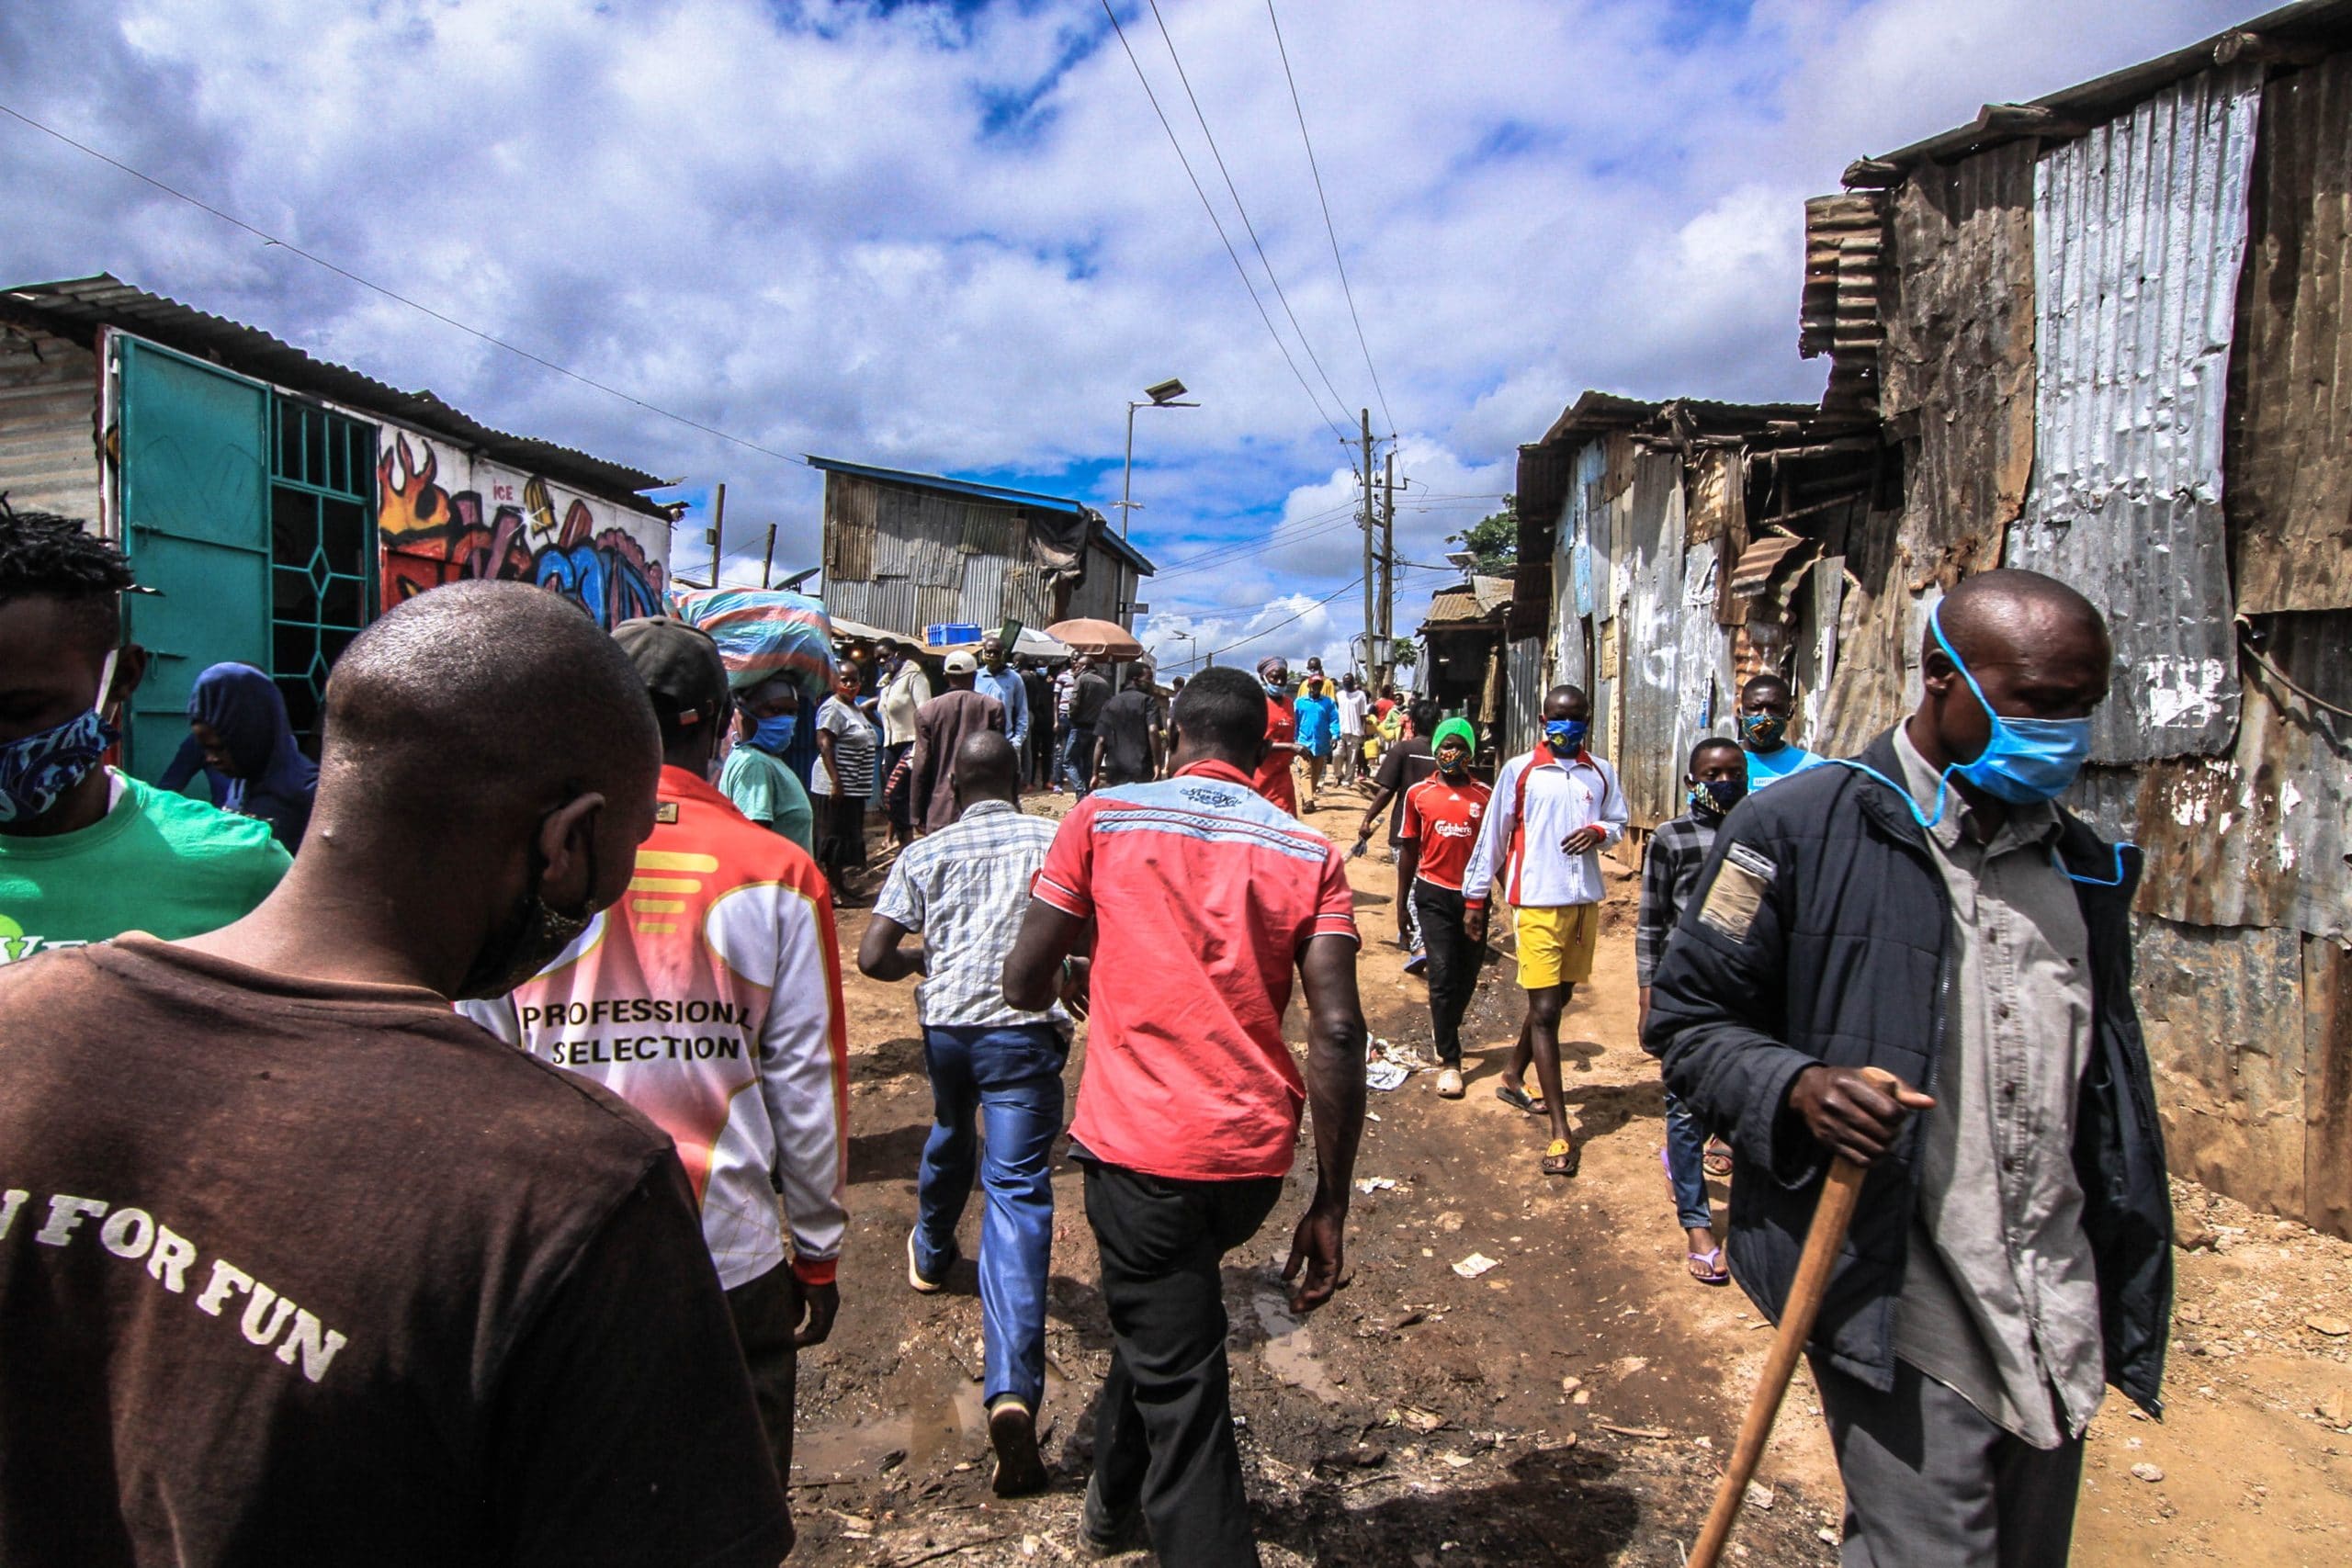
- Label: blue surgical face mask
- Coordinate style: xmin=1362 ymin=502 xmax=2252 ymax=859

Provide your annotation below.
xmin=1544 ymin=718 xmax=1589 ymax=753
xmin=0 ymin=651 xmax=119 ymax=827
xmin=1931 ymin=607 xmax=2093 ymax=805
xmin=750 ymin=714 xmax=797 ymax=755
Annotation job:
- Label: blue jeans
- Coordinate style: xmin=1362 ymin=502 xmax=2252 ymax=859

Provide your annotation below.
xmin=1664 ymin=1092 xmax=1714 ymax=1232
xmin=914 ymin=1022 xmax=1068 ymax=1410
xmin=1060 ymin=725 xmax=1097 ymax=796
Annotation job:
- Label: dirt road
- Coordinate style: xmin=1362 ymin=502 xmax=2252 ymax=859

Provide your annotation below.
xmin=789 ymin=791 xmax=2352 ymax=1566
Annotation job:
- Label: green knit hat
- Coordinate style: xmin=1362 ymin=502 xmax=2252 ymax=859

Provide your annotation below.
xmin=1432 ymin=716 xmax=1476 ymax=754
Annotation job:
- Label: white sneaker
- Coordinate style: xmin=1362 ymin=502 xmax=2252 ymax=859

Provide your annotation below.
xmin=1436 ymin=1067 xmax=1464 ymax=1099
xmin=907 ymin=1227 xmax=945 ymax=1294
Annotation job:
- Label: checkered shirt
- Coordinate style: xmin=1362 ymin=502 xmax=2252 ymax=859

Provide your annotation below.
xmin=873 ymin=798 xmax=1069 ymax=1030
xmin=1634 ymin=809 xmax=1719 ymax=988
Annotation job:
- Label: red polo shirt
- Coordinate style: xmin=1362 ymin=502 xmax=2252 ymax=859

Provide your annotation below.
xmin=1035 ymin=761 xmax=1359 ymax=1179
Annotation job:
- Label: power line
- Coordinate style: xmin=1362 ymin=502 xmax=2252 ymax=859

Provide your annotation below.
xmin=1148 ymin=502 xmax=1363 ymax=581
xmin=1142 ymin=0 xmax=1361 ymax=431
xmin=0 ymin=100 xmax=811 ymax=475
xmin=1199 ymin=575 xmax=1363 ymax=661
xmin=1097 ymin=3 xmax=1350 ymax=447
xmin=1264 ymin=0 xmax=1396 ymax=437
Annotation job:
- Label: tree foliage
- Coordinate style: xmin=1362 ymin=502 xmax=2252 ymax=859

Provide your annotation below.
xmin=1449 ymin=495 xmax=1518 ymax=576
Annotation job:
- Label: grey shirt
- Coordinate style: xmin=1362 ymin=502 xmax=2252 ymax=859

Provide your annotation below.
xmin=1889 ymin=726 xmax=2105 ymax=1448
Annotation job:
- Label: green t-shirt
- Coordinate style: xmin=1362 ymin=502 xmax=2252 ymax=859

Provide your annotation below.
xmin=718 ymin=745 xmax=815 ymax=856
xmin=0 ymin=771 xmax=291 ymax=965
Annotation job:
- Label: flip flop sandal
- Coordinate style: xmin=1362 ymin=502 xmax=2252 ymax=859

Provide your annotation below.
xmin=1703 ymin=1140 xmax=1734 ymax=1179
xmin=1541 ymin=1138 xmax=1579 ymax=1178
xmin=1687 ymin=1247 xmax=1730 ymax=1285
xmin=1496 ymin=1084 xmax=1549 ymax=1116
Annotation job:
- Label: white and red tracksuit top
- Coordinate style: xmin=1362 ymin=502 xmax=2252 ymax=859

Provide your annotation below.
xmin=466 ymin=766 xmax=851 ymax=1288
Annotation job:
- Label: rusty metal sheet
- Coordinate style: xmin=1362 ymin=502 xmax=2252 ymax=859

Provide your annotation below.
xmin=1619 ymin=454 xmax=1687 ymax=828
xmin=1674 ymin=540 xmax=1729 ymax=775
xmin=1505 ymin=637 xmax=1546 ymax=759
xmin=2065 ymin=609 xmax=2350 ymax=941
xmin=1882 ymin=141 xmax=2036 ymax=588
xmin=2136 ymin=915 xmax=2310 ymax=1224
xmin=2008 ymin=63 xmax=2263 ymax=763
xmin=2228 ymin=50 xmax=2352 ymax=614
xmin=1685 ymin=448 xmax=1742 ymax=546
xmin=1812 ymin=509 xmax=1921 ymax=755
xmin=2305 ymin=933 xmax=2352 ymax=1240
xmin=822 ymin=474 xmax=876 ymax=582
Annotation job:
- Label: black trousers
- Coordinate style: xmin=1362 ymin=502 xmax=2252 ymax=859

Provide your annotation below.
xmin=724 ymin=1262 xmax=800 ymax=1489
xmin=1412 ymin=880 xmax=1476 ymax=1066
xmin=1083 ymin=1161 xmax=1283 ymax=1568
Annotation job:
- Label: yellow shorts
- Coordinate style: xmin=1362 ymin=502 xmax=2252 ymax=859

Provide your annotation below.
xmin=1514 ymin=903 xmax=1600 ymax=989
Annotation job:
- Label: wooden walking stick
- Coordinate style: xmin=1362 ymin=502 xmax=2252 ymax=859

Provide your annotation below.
xmin=1686 ymin=1066 xmax=1905 ymax=1568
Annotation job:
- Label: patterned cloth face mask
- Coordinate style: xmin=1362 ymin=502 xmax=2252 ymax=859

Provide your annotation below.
xmin=0 ymin=650 xmax=119 ymax=827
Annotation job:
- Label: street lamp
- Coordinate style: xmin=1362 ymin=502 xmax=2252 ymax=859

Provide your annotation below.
xmin=1117 ymin=378 xmax=1198 ymax=537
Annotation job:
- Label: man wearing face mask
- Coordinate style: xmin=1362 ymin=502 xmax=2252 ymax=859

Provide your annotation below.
xmin=466 ymin=615 xmax=850 ymax=1495
xmin=0 ymin=511 xmax=289 ymax=964
xmin=0 ymin=581 xmax=797 ymax=1565
xmin=1460 ymin=685 xmax=1628 ymax=1178
xmin=1397 ymin=717 xmax=1488 ymax=1100
xmin=1645 ymin=570 xmax=2169 ymax=1567
xmin=1736 ymin=672 xmax=1824 ymax=788
xmin=719 ymin=673 xmax=815 ymax=855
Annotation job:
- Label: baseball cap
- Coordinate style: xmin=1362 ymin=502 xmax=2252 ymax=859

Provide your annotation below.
xmin=613 ymin=616 xmax=730 ymax=728
xmin=944 ymin=649 xmax=978 ymax=675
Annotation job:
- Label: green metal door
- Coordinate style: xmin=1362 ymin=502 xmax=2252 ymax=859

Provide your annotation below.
xmin=118 ymin=339 xmax=271 ymax=778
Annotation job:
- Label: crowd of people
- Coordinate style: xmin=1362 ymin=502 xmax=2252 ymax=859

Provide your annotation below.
xmin=0 ymin=500 xmax=2171 ymax=1568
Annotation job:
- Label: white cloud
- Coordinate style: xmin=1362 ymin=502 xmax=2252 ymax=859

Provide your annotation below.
xmin=0 ymin=0 xmax=2253 ymax=626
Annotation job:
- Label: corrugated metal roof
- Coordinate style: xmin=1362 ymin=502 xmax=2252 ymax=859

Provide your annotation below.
xmin=2227 ymin=48 xmax=2352 ymax=614
xmin=2007 ymin=63 xmax=2262 ymax=764
xmin=805 ymin=453 xmax=1156 ymax=575
xmin=1727 ymin=530 xmax=1818 ymax=598
xmin=1800 ymin=191 xmax=1890 ymax=423
xmin=1844 ymin=0 xmax=2352 ymax=186
xmin=0 ymin=275 xmax=673 ymax=516
xmin=1422 ymin=575 xmax=1513 ymax=627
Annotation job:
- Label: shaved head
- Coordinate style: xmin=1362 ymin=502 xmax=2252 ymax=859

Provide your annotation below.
xmin=1930 ymin=569 xmax=2109 ymax=670
xmin=318 ymin=581 xmax=660 ymax=839
xmin=952 ymin=729 xmax=1023 ymax=811
xmin=1909 ymin=569 xmax=2112 ymax=780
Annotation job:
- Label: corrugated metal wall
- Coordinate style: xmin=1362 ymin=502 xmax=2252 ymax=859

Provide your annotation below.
xmin=1505 ymin=637 xmax=1545 ymax=758
xmin=2008 ymin=63 xmax=2264 ymax=763
xmin=2226 ymin=49 xmax=2352 ymax=615
xmin=0 ymin=328 xmax=102 ymax=524
xmin=1618 ymin=453 xmax=1688 ymax=827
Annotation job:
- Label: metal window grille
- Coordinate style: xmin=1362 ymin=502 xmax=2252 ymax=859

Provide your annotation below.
xmin=267 ymin=399 xmax=378 ymax=750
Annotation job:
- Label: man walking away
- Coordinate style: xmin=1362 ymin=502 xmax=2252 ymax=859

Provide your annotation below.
xmin=860 ymin=733 xmax=1068 ymax=1497
xmin=1738 ymin=671 xmax=1823 ymax=788
xmin=876 ymin=639 xmax=931 ymax=848
xmin=1250 ymin=657 xmax=1302 ymax=815
xmin=975 ymin=636 xmax=1030 ymax=760
xmin=1460 ymin=684 xmax=1628 ymax=1178
xmin=0 ymin=581 xmax=793 ymax=1566
xmin=1 ymin=512 xmax=289 ymax=962
xmin=1050 ymin=662 xmax=1078 ymax=791
xmin=1399 ymin=717 xmax=1488 ymax=1100
xmin=1003 ymin=667 xmax=1366 ymax=1567
xmin=1634 ymin=737 xmax=1747 ymax=1286
xmin=1333 ymin=673 xmax=1371 ymax=788
xmin=1064 ymin=657 xmax=1112 ymax=801
xmin=1353 ymin=698 xmax=1442 ymax=956
xmin=812 ymin=660 xmax=878 ymax=901
xmin=1019 ymin=658 xmax=1055 ymax=790
xmin=1646 ymin=570 xmax=2170 ymax=1567
xmin=720 ymin=672 xmax=815 ymax=855
xmin=912 ymin=651 xmax=1007 ymax=836
xmin=1091 ymin=664 xmax=1162 ymax=789
xmin=467 ymin=615 xmax=850 ymax=1492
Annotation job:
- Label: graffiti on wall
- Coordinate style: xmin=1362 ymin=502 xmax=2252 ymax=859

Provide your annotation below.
xmin=379 ymin=434 xmax=666 ymax=627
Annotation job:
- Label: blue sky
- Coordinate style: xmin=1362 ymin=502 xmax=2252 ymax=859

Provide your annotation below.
xmin=0 ymin=0 xmax=2253 ymax=671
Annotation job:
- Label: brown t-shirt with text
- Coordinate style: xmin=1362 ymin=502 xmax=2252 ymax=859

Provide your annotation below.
xmin=0 ymin=937 xmax=792 ymax=1568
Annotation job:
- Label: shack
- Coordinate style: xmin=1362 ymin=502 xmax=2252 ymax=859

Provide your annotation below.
xmin=1416 ymin=574 xmax=1512 ymax=757
xmin=1788 ymin=0 xmax=2352 ymax=1235
xmin=810 ymin=456 xmax=1155 ymax=642
xmin=0 ymin=275 xmax=677 ymax=773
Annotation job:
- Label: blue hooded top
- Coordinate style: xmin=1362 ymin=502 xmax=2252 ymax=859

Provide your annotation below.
xmin=162 ymin=664 xmax=318 ymax=851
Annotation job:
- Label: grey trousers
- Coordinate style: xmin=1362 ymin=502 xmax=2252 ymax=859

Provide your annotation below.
xmin=1811 ymin=1356 xmax=2085 ymax=1568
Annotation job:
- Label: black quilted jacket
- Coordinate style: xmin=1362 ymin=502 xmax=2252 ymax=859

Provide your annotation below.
xmin=1642 ymin=727 xmax=2172 ymax=1414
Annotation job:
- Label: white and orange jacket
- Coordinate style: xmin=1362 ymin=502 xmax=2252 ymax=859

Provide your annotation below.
xmin=465 ymin=766 xmax=850 ymax=1289
xmin=1461 ymin=744 xmax=1629 ymax=911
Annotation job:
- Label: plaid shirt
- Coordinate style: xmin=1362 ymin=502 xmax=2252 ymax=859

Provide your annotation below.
xmin=1634 ymin=809 xmax=1720 ymax=987
xmin=874 ymin=798 xmax=1068 ymax=1030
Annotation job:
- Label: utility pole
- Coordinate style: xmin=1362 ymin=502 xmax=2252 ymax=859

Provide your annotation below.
xmin=1360 ymin=409 xmax=1374 ymax=679
xmin=1378 ymin=450 xmax=1396 ymax=688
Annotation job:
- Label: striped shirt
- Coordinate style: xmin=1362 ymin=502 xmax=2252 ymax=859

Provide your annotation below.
xmin=1035 ymin=761 xmax=1359 ymax=1180
xmin=873 ymin=798 xmax=1066 ymax=1030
